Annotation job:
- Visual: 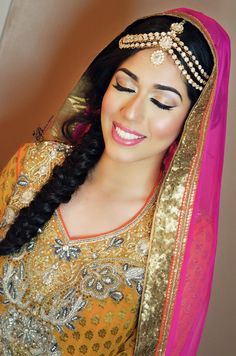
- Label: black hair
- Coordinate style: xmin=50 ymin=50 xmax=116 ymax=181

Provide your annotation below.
xmin=0 ymin=15 xmax=214 ymax=255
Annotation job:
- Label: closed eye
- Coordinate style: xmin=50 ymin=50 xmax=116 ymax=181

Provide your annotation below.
xmin=150 ymin=98 xmax=175 ymax=111
xmin=113 ymin=81 xmax=175 ymax=111
xmin=112 ymin=82 xmax=135 ymax=93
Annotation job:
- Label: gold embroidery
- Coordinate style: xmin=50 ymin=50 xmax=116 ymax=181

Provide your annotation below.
xmin=79 ymin=317 xmax=87 ymax=327
xmin=118 ymin=310 xmax=127 ymax=320
xmin=98 ymin=329 xmax=107 ymax=338
xmin=92 ymin=343 xmax=100 ymax=352
xmin=0 ymin=142 xmax=70 ymax=237
xmin=60 ymin=333 xmax=69 ymax=342
xmin=104 ymin=340 xmax=112 ymax=349
xmin=104 ymin=311 xmax=114 ymax=323
xmin=91 ymin=315 xmax=100 ymax=325
xmin=85 ymin=330 xmax=94 ymax=340
xmin=111 ymin=326 xmax=119 ymax=335
xmin=79 ymin=345 xmax=88 ymax=354
xmin=72 ymin=331 xmax=80 ymax=340
xmin=67 ymin=345 xmax=76 ymax=354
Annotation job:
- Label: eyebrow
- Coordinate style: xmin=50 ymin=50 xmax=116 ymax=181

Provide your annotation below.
xmin=116 ymin=67 xmax=183 ymax=102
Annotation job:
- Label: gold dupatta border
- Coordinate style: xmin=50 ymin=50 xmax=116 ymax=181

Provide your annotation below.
xmin=134 ymin=11 xmax=217 ymax=355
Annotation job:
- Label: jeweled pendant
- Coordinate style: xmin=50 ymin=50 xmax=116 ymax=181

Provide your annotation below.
xmin=150 ymin=50 xmax=165 ymax=65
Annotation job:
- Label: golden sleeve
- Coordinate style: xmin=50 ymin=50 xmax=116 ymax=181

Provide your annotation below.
xmin=0 ymin=144 xmax=31 ymax=222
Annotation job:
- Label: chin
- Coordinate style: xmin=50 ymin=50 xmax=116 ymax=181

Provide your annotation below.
xmin=105 ymin=147 xmax=138 ymax=163
xmin=104 ymin=143 xmax=154 ymax=165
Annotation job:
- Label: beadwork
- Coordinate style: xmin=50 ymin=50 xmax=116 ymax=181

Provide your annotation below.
xmin=119 ymin=20 xmax=209 ymax=91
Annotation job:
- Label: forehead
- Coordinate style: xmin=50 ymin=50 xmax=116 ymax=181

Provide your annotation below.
xmin=116 ymin=48 xmax=187 ymax=91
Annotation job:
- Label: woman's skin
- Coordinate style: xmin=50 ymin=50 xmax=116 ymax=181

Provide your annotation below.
xmin=60 ymin=48 xmax=191 ymax=237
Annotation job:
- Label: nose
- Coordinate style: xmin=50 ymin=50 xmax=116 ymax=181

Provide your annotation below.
xmin=120 ymin=94 xmax=145 ymax=122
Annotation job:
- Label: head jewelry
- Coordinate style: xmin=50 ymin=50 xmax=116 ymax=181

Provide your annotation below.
xmin=119 ymin=20 xmax=209 ymax=91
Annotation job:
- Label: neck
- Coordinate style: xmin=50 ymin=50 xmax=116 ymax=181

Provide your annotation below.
xmin=86 ymin=151 xmax=163 ymax=200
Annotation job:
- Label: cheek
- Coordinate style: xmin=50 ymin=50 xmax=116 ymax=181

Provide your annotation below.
xmin=101 ymin=89 xmax=118 ymax=118
xmin=149 ymin=114 xmax=185 ymax=141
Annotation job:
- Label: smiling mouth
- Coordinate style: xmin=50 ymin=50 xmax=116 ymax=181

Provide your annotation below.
xmin=113 ymin=121 xmax=146 ymax=140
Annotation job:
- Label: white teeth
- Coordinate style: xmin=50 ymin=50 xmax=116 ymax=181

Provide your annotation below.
xmin=115 ymin=126 xmax=144 ymax=140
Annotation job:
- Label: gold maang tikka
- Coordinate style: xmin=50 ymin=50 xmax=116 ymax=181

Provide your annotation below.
xmin=119 ymin=20 xmax=209 ymax=91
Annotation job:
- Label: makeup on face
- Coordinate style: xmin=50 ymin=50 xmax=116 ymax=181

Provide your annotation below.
xmin=100 ymin=48 xmax=192 ymax=165
xmin=113 ymin=67 xmax=183 ymax=111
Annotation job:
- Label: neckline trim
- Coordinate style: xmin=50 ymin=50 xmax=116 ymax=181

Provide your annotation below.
xmin=55 ymin=170 xmax=163 ymax=243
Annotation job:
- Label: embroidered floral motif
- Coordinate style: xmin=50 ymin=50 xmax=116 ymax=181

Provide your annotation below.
xmin=42 ymin=263 xmax=60 ymax=286
xmin=0 ymin=262 xmax=30 ymax=309
xmin=109 ymin=290 xmax=124 ymax=302
xmin=0 ymin=307 xmax=61 ymax=355
xmin=53 ymin=238 xmax=81 ymax=261
xmin=0 ymin=261 xmax=88 ymax=351
xmin=81 ymin=264 xmax=120 ymax=300
xmin=40 ymin=288 xmax=87 ymax=334
xmin=107 ymin=236 xmax=124 ymax=249
xmin=123 ymin=264 xmax=145 ymax=295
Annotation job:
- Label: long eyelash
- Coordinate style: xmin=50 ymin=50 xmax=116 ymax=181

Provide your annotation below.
xmin=113 ymin=82 xmax=175 ymax=111
xmin=150 ymin=98 xmax=175 ymax=111
xmin=112 ymin=82 xmax=135 ymax=93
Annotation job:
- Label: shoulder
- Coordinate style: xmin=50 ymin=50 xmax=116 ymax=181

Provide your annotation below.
xmin=0 ymin=141 xmax=72 ymax=234
xmin=20 ymin=141 xmax=72 ymax=162
xmin=19 ymin=141 xmax=72 ymax=179
xmin=1 ymin=140 xmax=72 ymax=179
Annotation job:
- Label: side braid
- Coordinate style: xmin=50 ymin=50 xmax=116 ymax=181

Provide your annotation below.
xmin=0 ymin=121 xmax=104 ymax=255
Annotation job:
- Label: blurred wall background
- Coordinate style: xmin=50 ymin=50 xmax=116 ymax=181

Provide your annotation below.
xmin=0 ymin=1 xmax=235 ymax=354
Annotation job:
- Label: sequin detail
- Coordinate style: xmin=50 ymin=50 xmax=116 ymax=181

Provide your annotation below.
xmin=81 ymin=264 xmax=120 ymax=300
xmin=0 ymin=307 xmax=61 ymax=355
xmin=53 ymin=238 xmax=81 ymax=261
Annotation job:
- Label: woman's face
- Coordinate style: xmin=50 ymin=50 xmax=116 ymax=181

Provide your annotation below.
xmin=100 ymin=48 xmax=192 ymax=166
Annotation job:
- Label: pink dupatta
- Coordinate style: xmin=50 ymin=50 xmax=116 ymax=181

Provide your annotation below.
xmin=153 ymin=8 xmax=231 ymax=355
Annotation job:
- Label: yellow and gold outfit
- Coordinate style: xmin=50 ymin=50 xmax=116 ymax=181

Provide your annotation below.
xmin=0 ymin=142 xmax=161 ymax=355
xmin=0 ymin=8 xmax=230 ymax=355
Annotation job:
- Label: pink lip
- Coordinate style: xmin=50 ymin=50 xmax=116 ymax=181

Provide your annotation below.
xmin=112 ymin=122 xmax=146 ymax=146
xmin=113 ymin=121 xmax=146 ymax=137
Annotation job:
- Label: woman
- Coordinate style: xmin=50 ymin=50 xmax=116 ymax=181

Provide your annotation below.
xmin=0 ymin=7 xmax=230 ymax=356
